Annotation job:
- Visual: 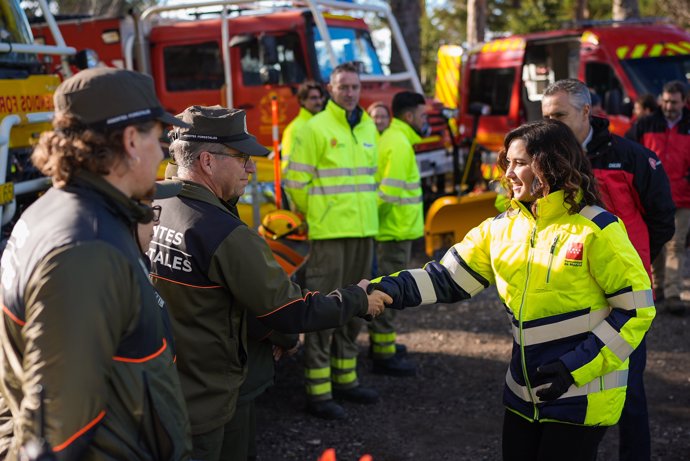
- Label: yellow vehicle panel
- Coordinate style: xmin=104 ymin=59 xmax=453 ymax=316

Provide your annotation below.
xmin=0 ymin=74 xmax=60 ymax=148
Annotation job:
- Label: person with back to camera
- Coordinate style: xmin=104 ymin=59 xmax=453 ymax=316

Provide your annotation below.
xmin=0 ymin=67 xmax=193 ymax=460
xmin=371 ymin=119 xmax=655 ymax=461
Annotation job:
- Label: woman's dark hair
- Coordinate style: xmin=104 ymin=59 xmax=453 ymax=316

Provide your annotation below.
xmin=497 ymin=119 xmax=601 ymax=215
xmin=32 ymin=112 xmax=157 ymax=187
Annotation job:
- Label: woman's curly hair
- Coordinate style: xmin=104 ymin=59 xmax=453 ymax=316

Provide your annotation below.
xmin=496 ymin=119 xmax=601 ymax=216
xmin=31 ymin=112 xmax=156 ymax=187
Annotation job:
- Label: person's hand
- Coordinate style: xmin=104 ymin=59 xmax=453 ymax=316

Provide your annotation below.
xmin=366 ymin=289 xmax=392 ymax=318
xmin=534 ymin=361 xmax=574 ymax=401
xmin=272 ymin=341 xmax=300 ymax=361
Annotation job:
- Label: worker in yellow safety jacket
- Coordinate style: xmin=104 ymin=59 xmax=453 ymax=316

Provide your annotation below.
xmin=281 ymin=80 xmax=324 ymax=171
xmin=369 ymin=91 xmax=429 ymax=377
xmin=371 ymin=120 xmax=655 ymax=461
xmin=284 ymin=62 xmax=380 ymax=420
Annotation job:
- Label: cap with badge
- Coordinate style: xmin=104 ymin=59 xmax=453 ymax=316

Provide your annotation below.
xmin=170 ymin=105 xmax=269 ymax=157
xmin=54 ymin=67 xmax=189 ymax=130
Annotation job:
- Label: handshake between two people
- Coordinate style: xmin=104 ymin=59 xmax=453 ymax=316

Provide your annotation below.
xmin=357 ymin=279 xmax=392 ymax=318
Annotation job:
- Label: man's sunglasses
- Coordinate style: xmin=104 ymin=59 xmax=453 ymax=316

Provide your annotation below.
xmin=208 ymin=150 xmax=252 ymax=168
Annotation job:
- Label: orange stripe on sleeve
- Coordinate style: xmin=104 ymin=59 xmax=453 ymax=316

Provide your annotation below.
xmin=149 ymin=273 xmax=222 ymax=289
xmin=256 ymin=291 xmax=321 ymax=318
xmin=2 ymin=304 xmax=26 ymax=327
xmin=53 ymin=410 xmax=106 ymax=452
xmin=113 ymin=338 xmax=167 ymax=363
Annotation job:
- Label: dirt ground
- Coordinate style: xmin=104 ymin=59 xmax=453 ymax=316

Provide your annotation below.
xmin=254 ymin=244 xmax=690 ymax=461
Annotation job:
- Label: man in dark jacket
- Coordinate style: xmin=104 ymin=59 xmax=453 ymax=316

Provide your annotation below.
xmin=148 ymin=105 xmax=389 ymax=460
xmin=0 ymin=68 xmax=193 ymax=460
xmin=542 ymin=78 xmax=675 ymax=461
xmin=627 ymin=80 xmax=690 ymax=315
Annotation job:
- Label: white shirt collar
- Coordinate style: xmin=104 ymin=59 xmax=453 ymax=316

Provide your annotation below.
xmin=582 ymin=126 xmax=594 ymax=150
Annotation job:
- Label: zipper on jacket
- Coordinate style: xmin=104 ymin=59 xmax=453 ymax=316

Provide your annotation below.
xmin=518 ymin=226 xmax=539 ymax=421
xmin=319 ymin=200 xmax=335 ymax=224
xmin=546 ymin=236 xmax=559 ymax=284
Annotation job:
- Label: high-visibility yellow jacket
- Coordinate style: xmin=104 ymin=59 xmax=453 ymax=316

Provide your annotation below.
xmin=374 ymin=190 xmax=655 ymax=427
xmin=284 ymin=100 xmax=379 ymax=240
xmin=281 ymin=107 xmax=313 ymax=172
xmin=376 ymin=118 xmax=423 ymax=242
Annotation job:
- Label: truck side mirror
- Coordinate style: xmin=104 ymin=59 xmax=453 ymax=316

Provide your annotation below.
xmin=260 ymin=35 xmax=278 ymax=65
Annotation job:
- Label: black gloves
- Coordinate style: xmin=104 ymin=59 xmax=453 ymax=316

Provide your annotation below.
xmin=534 ymin=361 xmax=574 ymax=401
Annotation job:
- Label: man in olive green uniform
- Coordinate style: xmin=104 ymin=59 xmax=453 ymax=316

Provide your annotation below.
xmin=281 ymin=80 xmax=324 ymax=171
xmin=0 ymin=68 xmax=192 ymax=460
xmin=370 ymin=91 xmax=429 ymax=377
xmin=149 ymin=105 xmax=389 ymax=460
xmin=284 ymin=62 xmax=380 ymax=420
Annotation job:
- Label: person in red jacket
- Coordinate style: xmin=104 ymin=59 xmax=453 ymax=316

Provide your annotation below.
xmin=542 ymin=78 xmax=675 ymax=461
xmin=628 ymin=80 xmax=690 ymax=316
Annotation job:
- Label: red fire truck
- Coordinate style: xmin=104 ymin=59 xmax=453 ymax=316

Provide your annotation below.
xmin=32 ymin=0 xmax=454 ymax=226
xmin=423 ymin=19 xmax=690 ymax=258
xmin=457 ymin=20 xmax=690 ymax=153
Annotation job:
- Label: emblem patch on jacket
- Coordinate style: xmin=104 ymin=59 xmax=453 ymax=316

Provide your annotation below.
xmin=564 ymin=242 xmax=583 ymax=267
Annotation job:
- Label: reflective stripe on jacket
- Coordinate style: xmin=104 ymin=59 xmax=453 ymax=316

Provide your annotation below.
xmin=281 ymin=107 xmax=313 ymax=172
xmin=374 ymin=190 xmax=655 ymax=427
xmin=284 ymin=100 xmax=379 ymax=240
xmin=376 ymin=118 xmax=423 ymax=241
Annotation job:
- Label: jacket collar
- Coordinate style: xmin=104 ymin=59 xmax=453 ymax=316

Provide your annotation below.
xmin=586 ymin=116 xmax=612 ymax=155
xmin=388 ymin=118 xmax=423 ymax=145
xmin=513 ymin=189 xmax=582 ymax=221
xmin=70 ymin=170 xmax=149 ymax=224
xmin=325 ymin=99 xmax=370 ymax=130
xmin=174 ymin=178 xmax=239 ymax=217
xmin=297 ymin=107 xmax=314 ymax=121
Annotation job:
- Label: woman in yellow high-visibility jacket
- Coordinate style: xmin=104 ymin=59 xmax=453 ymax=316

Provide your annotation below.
xmin=372 ymin=119 xmax=655 ymax=461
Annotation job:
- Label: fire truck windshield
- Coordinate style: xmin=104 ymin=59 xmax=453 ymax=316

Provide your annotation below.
xmin=313 ymin=26 xmax=384 ymax=81
xmin=0 ymin=0 xmax=38 ymax=67
xmin=621 ymin=55 xmax=690 ymax=98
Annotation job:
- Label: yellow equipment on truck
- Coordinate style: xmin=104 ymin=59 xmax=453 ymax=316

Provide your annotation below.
xmin=0 ymin=0 xmax=74 ymax=249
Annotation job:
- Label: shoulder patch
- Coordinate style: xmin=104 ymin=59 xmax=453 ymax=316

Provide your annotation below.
xmin=579 ymin=205 xmax=617 ymax=230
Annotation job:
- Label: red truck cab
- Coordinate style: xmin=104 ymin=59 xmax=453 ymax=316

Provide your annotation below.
xmin=458 ymin=21 xmax=690 ymax=153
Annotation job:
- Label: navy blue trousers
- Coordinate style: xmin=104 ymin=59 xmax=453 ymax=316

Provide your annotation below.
xmin=619 ymin=338 xmax=651 ymax=461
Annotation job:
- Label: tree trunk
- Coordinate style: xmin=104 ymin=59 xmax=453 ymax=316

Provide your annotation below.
xmin=613 ymin=0 xmax=640 ymax=20
xmin=574 ymin=0 xmax=589 ymax=21
xmin=389 ymin=0 xmax=422 ymax=75
xmin=467 ymin=0 xmax=486 ymax=47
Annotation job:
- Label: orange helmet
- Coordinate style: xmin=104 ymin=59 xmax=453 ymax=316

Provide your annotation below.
xmin=258 ymin=210 xmax=307 ymax=241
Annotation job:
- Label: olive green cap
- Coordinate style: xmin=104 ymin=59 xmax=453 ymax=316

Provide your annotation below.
xmin=170 ymin=105 xmax=269 ymax=156
xmin=54 ymin=67 xmax=188 ymax=130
